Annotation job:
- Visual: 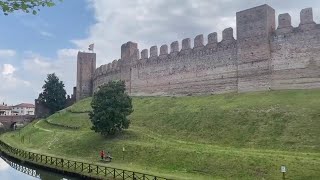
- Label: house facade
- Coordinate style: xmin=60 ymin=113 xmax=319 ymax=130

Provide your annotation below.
xmin=0 ymin=105 xmax=12 ymax=116
xmin=12 ymin=103 xmax=35 ymax=115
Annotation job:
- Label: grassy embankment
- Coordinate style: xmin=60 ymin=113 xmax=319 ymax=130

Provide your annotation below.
xmin=1 ymin=89 xmax=320 ymax=179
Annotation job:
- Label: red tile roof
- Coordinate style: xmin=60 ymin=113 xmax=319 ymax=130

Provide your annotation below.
xmin=13 ymin=103 xmax=35 ymax=108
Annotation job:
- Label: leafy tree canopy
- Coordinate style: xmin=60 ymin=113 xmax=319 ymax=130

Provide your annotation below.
xmin=39 ymin=73 xmax=66 ymax=114
xmin=0 ymin=0 xmax=62 ymax=15
xmin=89 ymin=81 xmax=133 ymax=136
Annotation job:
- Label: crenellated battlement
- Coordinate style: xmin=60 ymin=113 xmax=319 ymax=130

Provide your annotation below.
xmin=275 ymin=7 xmax=319 ymax=35
xmin=131 ymin=27 xmax=236 ymax=68
xmin=93 ymin=59 xmax=122 ymax=80
xmin=76 ymin=4 xmax=320 ymax=100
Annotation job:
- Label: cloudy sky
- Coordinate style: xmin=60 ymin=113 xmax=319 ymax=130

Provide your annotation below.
xmin=0 ymin=0 xmax=320 ymax=105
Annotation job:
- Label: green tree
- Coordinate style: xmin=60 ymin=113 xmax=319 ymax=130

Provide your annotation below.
xmin=39 ymin=73 xmax=66 ymax=114
xmin=0 ymin=0 xmax=62 ymax=15
xmin=89 ymin=81 xmax=133 ymax=136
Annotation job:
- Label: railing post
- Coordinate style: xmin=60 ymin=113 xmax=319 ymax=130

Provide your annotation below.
xmin=81 ymin=162 xmax=84 ymax=172
xmin=96 ymin=165 xmax=98 ymax=175
xmin=143 ymin=174 xmax=145 ymax=180
xmin=133 ymin=172 xmax=135 ymax=180
xmin=122 ymin=170 xmax=125 ymax=180
xmin=68 ymin=160 xmax=70 ymax=169
xmin=105 ymin=167 xmax=107 ymax=176
xmin=88 ymin=164 xmax=91 ymax=173
xmin=113 ymin=169 xmax=116 ymax=178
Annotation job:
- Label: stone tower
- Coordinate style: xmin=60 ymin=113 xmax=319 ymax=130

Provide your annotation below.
xmin=236 ymin=4 xmax=275 ymax=92
xmin=76 ymin=52 xmax=96 ymax=101
xmin=120 ymin=41 xmax=139 ymax=94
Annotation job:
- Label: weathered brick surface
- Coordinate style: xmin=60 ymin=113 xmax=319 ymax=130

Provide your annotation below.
xmin=76 ymin=52 xmax=96 ymax=100
xmin=0 ymin=115 xmax=34 ymax=128
xmin=76 ymin=4 xmax=320 ymax=100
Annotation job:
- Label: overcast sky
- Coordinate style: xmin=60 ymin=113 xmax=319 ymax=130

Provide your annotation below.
xmin=0 ymin=0 xmax=320 ymax=105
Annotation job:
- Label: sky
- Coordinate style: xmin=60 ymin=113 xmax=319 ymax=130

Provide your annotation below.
xmin=0 ymin=0 xmax=320 ymax=105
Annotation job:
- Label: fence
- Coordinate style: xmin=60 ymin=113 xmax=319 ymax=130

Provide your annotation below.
xmin=0 ymin=140 xmax=170 ymax=180
xmin=2 ymin=156 xmax=41 ymax=179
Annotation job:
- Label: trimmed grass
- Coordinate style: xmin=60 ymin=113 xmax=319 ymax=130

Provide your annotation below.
xmin=1 ymin=89 xmax=320 ymax=179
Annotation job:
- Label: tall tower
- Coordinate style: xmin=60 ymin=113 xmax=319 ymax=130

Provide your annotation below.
xmin=76 ymin=52 xmax=96 ymax=101
xmin=236 ymin=4 xmax=275 ymax=92
xmin=120 ymin=41 xmax=139 ymax=94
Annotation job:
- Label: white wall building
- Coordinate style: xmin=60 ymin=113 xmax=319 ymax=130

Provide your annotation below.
xmin=12 ymin=103 xmax=35 ymax=115
xmin=0 ymin=105 xmax=12 ymax=116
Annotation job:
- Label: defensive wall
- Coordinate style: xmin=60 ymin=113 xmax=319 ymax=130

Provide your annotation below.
xmin=0 ymin=115 xmax=35 ymax=129
xmin=34 ymin=87 xmax=76 ymax=119
xmin=76 ymin=4 xmax=320 ymax=100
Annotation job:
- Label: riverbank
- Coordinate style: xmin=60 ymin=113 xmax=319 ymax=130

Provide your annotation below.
xmin=0 ymin=151 xmax=80 ymax=180
xmin=1 ymin=89 xmax=320 ymax=179
xmin=0 ymin=140 xmax=168 ymax=179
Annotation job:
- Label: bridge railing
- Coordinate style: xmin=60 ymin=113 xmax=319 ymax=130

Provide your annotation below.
xmin=0 ymin=140 xmax=171 ymax=180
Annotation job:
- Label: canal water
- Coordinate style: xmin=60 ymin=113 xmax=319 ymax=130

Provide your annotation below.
xmin=0 ymin=155 xmax=80 ymax=180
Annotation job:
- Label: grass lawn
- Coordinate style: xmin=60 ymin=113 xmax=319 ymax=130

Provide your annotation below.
xmin=1 ymin=89 xmax=320 ymax=179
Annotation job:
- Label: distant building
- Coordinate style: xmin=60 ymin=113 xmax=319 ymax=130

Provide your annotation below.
xmin=12 ymin=103 xmax=35 ymax=115
xmin=0 ymin=104 xmax=12 ymax=116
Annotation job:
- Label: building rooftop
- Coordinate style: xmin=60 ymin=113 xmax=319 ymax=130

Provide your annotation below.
xmin=13 ymin=103 xmax=35 ymax=108
xmin=0 ymin=105 xmax=11 ymax=110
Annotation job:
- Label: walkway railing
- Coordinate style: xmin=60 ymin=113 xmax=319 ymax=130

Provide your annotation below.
xmin=2 ymin=156 xmax=41 ymax=179
xmin=0 ymin=140 xmax=170 ymax=180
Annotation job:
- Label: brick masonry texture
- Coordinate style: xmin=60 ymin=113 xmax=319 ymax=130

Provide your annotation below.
xmin=76 ymin=4 xmax=320 ymax=100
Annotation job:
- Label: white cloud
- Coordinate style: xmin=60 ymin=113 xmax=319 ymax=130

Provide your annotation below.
xmin=40 ymin=31 xmax=54 ymax=38
xmin=0 ymin=63 xmax=30 ymax=91
xmin=73 ymin=0 xmax=320 ymax=66
xmin=0 ymin=49 xmax=16 ymax=58
xmin=2 ymin=64 xmax=16 ymax=75
xmin=22 ymin=49 xmax=78 ymax=96
xmin=57 ymin=49 xmax=79 ymax=58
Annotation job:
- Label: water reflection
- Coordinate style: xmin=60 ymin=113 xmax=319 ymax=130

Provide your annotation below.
xmin=0 ymin=156 xmax=80 ymax=180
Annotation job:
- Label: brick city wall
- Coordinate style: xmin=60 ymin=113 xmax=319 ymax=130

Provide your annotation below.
xmin=77 ymin=4 xmax=320 ymax=100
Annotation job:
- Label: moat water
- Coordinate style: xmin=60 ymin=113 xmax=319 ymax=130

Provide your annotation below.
xmin=0 ymin=155 xmax=80 ymax=180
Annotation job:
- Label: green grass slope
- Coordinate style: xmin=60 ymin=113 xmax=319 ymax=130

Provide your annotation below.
xmin=1 ymin=90 xmax=320 ymax=179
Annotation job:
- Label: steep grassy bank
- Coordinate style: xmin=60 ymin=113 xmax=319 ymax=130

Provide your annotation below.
xmin=1 ymin=90 xmax=320 ymax=179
